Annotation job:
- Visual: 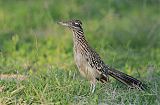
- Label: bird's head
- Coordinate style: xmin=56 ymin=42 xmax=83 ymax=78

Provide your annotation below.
xmin=58 ymin=19 xmax=82 ymax=30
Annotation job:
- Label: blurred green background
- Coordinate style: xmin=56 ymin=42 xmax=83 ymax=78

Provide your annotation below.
xmin=0 ymin=0 xmax=160 ymax=104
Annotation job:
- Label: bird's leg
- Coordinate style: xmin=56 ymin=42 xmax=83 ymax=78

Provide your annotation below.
xmin=90 ymin=84 xmax=93 ymax=92
xmin=90 ymin=80 xmax=96 ymax=93
xmin=91 ymin=84 xmax=96 ymax=93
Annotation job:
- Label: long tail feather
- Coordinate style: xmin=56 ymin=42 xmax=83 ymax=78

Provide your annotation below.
xmin=108 ymin=68 xmax=146 ymax=90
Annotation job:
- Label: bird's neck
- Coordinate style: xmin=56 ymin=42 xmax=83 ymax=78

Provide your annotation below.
xmin=72 ymin=29 xmax=88 ymax=45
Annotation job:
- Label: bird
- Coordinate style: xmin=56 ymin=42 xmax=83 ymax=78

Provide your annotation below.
xmin=58 ymin=19 xmax=146 ymax=93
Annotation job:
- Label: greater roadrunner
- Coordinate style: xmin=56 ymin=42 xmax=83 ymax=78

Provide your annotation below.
xmin=58 ymin=19 xmax=146 ymax=93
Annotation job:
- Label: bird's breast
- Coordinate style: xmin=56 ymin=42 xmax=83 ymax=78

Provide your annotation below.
xmin=73 ymin=45 xmax=100 ymax=80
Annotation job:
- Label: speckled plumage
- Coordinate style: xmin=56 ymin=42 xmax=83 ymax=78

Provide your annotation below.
xmin=58 ymin=19 xmax=146 ymax=93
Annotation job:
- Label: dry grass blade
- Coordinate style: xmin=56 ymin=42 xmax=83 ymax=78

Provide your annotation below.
xmin=0 ymin=74 xmax=27 ymax=81
xmin=0 ymin=86 xmax=5 ymax=92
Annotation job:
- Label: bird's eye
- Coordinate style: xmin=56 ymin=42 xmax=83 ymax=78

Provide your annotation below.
xmin=74 ymin=22 xmax=79 ymax=25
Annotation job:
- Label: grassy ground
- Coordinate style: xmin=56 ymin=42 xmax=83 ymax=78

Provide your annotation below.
xmin=0 ymin=0 xmax=160 ymax=104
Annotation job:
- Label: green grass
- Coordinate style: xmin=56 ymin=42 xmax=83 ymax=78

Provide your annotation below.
xmin=1 ymin=69 xmax=159 ymax=104
xmin=0 ymin=0 xmax=160 ymax=104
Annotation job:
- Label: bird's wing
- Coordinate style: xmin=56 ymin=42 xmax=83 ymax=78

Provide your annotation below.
xmin=85 ymin=48 xmax=109 ymax=76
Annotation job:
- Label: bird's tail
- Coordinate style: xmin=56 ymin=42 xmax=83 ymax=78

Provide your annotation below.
xmin=108 ymin=68 xmax=146 ymax=90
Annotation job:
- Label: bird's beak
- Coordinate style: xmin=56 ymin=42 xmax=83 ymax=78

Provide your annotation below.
xmin=58 ymin=21 xmax=70 ymax=27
